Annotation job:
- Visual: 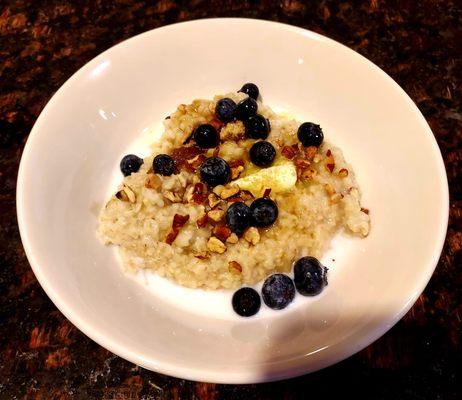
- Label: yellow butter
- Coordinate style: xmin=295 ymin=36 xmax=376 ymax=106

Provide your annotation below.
xmin=234 ymin=159 xmax=297 ymax=197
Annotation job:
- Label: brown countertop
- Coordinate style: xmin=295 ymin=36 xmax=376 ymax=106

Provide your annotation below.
xmin=1 ymin=1 xmax=461 ymax=399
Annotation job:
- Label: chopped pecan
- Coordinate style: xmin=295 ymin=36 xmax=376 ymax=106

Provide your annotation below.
xmin=299 ymin=168 xmax=317 ymax=181
xmin=281 ymin=145 xmax=297 ymax=159
xmin=145 ymin=174 xmax=162 ymax=190
xmin=239 ymin=190 xmax=254 ymax=201
xmin=212 ymin=185 xmax=225 ymax=197
xmin=209 ymin=118 xmax=224 ymax=131
xmin=190 ymin=182 xmax=208 ymax=204
xmin=303 ymin=146 xmax=318 ymax=160
xmin=231 ymin=165 xmax=245 ymax=180
xmin=263 ymin=188 xmax=272 ymax=197
xmin=171 ymin=145 xmax=205 ymax=171
xmin=116 ymin=185 xmax=136 ymax=203
xmin=196 ymin=213 xmax=208 ymax=228
xmin=228 ymin=261 xmax=242 ymax=273
xmin=244 ymin=227 xmax=260 ymax=245
xmin=208 ymin=193 xmax=222 ymax=208
xmin=213 ymin=225 xmax=232 ymax=242
xmin=186 ymin=154 xmax=206 ymax=171
xmin=166 ymin=214 xmax=190 ymax=245
xmin=228 ymin=159 xmax=245 ymax=168
xmin=227 ymin=197 xmax=244 ymax=203
xmin=183 ymin=185 xmax=195 ymax=203
xmin=325 ymin=149 xmax=335 ymax=173
xmin=361 ymin=207 xmax=370 ymax=215
xmin=294 ymin=158 xmax=312 ymax=180
xmin=194 ymin=251 xmax=210 ymax=260
xmin=226 ymin=233 xmax=239 ymax=244
xmin=220 ymin=185 xmax=240 ymax=199
xmin=338 ymin=168 xmax=349 ymax=178
xmin=207 ymin=237 xmax=227 ymax=254
xmin=207 ymin=209 xmax=225 ymax=222
xmin=164 ymin=191 xmax=182 ymax=203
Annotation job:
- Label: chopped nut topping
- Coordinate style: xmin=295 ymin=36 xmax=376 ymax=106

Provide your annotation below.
xmin=164 ymin=191 xmax=182 ymax=203
xmin=303 ymin=146 xmax=318 ymax=160
xmin=145 ymin=174 xmax=162 ymax=190
xmin=171 ymin=145 xmax=205 ymax=172
xmin=299 ymin=168 xmax=317 ymax=181
xmin=263 ymin=188 xmax=272 ymax=197
xmin=213 ymin=185 xmax=225 ymax=197
xmin=190 ymin=182 xmax=208 ymax=204
xmin=207 ymin=237 xmax=227 ymax=254
xmin=228 ymin=261 xmax=242 ymax=273
xmin=183 ymin=185 xmax=195 ymax=203
xmin=166 ymin=214 xmax=190 ymax=245
xmin=207 ymin=209 xmax=225 ymax=222
xmin=231 ymin=165 xmax=245 ymax=180
xmin=361 ymin=207 xmax=370 ymax=215
xmin=325 ymin=149 xmax=335 ymax=173
xmin=220 ymin=120 xmax=245 ymax=141
xmin=115 ymin=185 xmax=136 ymax=203
xmin=338 ymin=168 xmax=349 ymax=178
xmin=281 ymin=145 xmax=298 ymax=159
xmin=208 ymin=193 xmax=222 ymax=208
xmin=226 ymin=233 xmax=239 ymax=244
xmin=209 ymin=118 xmax=224 ymax=131
xmin=186 ymin=154 xmax=206 ymax=171
xmin=227 ymin=197 xmax=244 ymax=203
xmin=196 ymin=213 xmax=208 ymax=228
xmin=194 ymin=251 xmax=210 ymax=260
xmin=239 ymin=190 xmax=254 ymax=201
xmin=213 ymin=225 xmax=232 ymax=242
xmin=220 ymin=185 xmax=240 ymax=199
xmin=244 ymin=227 xmax=260 ymax=245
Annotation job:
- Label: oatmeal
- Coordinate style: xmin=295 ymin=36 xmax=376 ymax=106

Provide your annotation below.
xmin=98 ymin=86 xmax=370 ymax=291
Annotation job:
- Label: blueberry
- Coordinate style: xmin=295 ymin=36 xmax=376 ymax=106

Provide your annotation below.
xmin=293 ymin=257 xmax=328 ymax=296
xmin=262 ymin=274 xmax=295 ymax=310
xmin=120 ymin=154 xmax=143 ymax=176
xmin=199 ymin=157 xmax=231 ymax=187
xmin=215 ymin=98 xmax=236 ymax=122
xmin=244 ymin=114 xmax=270 ymax=140
xmin=250 ymin=198 xmax=278 ymax=227
xmin=297 ymin=122 xmax=324 ymax=147
xmin=249 ymin=141 xmax=276 ymax=167
xmin=226 ymin=202 xmax=252 ymax=235
xmin=235 ymin=97 xmax=258 ymax=121
xmin=153 ymin=154 xmax=175 ymax=176
xmin=238 ymin=83 xmax=259 ymax=100
xmin=193 ymin=124 xmax=220 ymax=148
xmin=232 ymin=287 xmax=261 ymax=317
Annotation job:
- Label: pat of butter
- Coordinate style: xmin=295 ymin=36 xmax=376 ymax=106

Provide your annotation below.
xmin=234 ymin=159 xmax=297 ymax=197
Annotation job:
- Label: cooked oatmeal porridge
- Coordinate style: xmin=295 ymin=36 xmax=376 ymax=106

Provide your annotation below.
xmin=98 ymin=86 xmax=370 ymax=293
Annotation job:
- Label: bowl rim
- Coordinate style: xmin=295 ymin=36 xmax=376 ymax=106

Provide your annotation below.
xmin=16 ymin=17 xmax=449 ymax=383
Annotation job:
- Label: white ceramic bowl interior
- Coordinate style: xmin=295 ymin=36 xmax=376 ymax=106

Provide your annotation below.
xmin=17 ymin=19 xmax=448 ymax=383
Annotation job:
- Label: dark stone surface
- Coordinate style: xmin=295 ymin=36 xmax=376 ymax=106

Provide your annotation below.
xmin=1 ymin=1 xmax=461 ymax=399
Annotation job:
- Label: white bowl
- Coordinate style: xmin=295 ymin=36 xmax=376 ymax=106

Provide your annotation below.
xmin=17 ymin=18 xmax=448 ymax=383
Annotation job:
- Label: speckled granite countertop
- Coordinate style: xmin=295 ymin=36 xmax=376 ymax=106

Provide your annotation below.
xmin=1 ymin=1 xmax=461 ymax=399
